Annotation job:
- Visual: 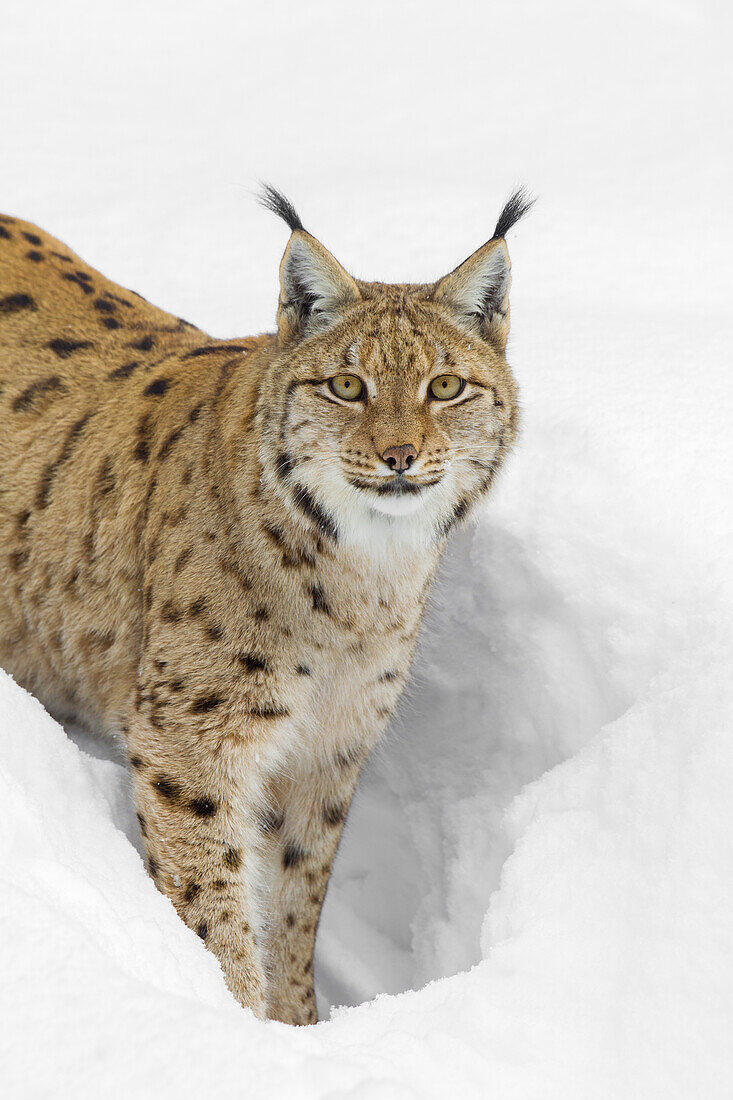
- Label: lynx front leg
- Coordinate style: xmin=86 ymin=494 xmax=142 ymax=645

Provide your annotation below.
xmin=128 ymin=723 xmax=279 ymax=1018
xmin=261 ymin=746 xmax=363 ymax=1025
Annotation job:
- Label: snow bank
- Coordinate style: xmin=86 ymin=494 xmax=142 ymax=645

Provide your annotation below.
xmin=3 ymin=464 xmax=730 ymax=1098
xmin=2 ymin=0 xmax=732 ymax=1096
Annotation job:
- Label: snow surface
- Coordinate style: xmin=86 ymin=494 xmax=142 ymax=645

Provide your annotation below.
xmin=2 ymin=1 xmax=732 ymax=1097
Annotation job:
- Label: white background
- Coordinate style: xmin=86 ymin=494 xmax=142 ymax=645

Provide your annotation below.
xmin=1 ymin=2 xmax=732 ymax=1097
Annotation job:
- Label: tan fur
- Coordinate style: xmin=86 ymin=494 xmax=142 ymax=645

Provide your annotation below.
xmin=0 ymin=206 xmax=521 ymax=1024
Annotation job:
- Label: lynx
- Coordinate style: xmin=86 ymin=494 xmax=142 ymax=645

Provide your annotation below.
xmin=0 ymin=187 xmax=531 ymax=1024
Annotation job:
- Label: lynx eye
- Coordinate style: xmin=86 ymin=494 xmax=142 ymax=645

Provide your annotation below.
xmin=329 ymin=374 xmax=363 ymax=401
xmin=429 ymin=374 xmax=465 ymax=401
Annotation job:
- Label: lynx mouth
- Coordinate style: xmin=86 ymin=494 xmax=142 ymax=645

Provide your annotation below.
xmin=347 ymin=475 xmax=442 ymax=497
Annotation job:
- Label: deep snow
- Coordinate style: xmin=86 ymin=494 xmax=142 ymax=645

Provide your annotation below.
xmin=1 ymin=1 xmax=732 ymax=1097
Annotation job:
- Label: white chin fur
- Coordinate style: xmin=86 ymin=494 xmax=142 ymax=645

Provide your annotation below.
xmin=369 ymin=494 xmax=426 ymax=517
xmin=281 ymin=458 xmax=459 ymax=558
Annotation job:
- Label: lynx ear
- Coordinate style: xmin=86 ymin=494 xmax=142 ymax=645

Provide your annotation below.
xmin=433 ymin=188 xmax=534 ymax=350
xmin=259 ymin=185 xmax=360 ymax=342
xmin=278 ymin=232 xmax=361 ymax=340
xmin=433 ymin=237 xmax=512 ymax=349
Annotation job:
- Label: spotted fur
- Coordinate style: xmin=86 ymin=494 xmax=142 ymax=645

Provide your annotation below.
xmin=0 ymin=192 xmax=529 ymax=1025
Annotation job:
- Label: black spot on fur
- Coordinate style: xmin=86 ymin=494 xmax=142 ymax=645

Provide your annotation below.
xmin=0 ymin=292 xmax=37 ymax=316
xmin=144 ymin=377 xmax=170 ymax=397
xmin=12 ymin=376 xmax=67 ymax=412
xmin=130 ymin=334 xmax=155 ymax=351
xmin=160 ymin=601 xmax=181 ymax=624
xmin=23 ymin=231 xmax=42 ymax=245
xmin=153 ymin=776 xmax=182 ymax=803
xmin=108 ymin=360 xmax=139 ymax=380
xmin=147 ymin=856 xmax=159 ymax=879
xmin=134 ymin=414 xmax=151 ymax=462
xmin=295 ymin=664 xmax=311 ymax=676
xmin=136 ymin=812 xmax=147 ymax=838
xmin=440 ymin=497 xmax=470 ymax=538
xmin=184 ymin=344 xmax=252 ymax=359
xmin=189 ymin=796 xmax=217 ymax=817
xmin=47 ymin=338 xmax=93 ymax=359
xmin=275 ymin=452 xmax=294 ymax=480
xmin=94 ymin=298 xmax=116 ymax=313
xmin=0 ymin=226 xmax=11 ymax=240
xmin=276 ymin=532 xmax=316 ymax=568
xmin=292 ymin=483 xmax=338 ymax=542
xmin=290 ymin=546 xmax=317 ymax=568
xmin=184 ymin=882 xmax=201 ymax=903
xmin=191 ymin=693 xmax=224 ymax=714
xmin=173 ymin=547 xmax=193 ymax=575
xmin=25 ymin=249 xmax=43 ymax=262
xmin=223 ymin=847 xmax=242 ymax=871
xmin=247 ymin=704 xmax=289 ymax=720
xmin=101 ymin=316 xmax=120 ymax=330
xmin=63 ymin=272 xmax=93 ymax=295
xmin=263 ymin=523 xmax=286 ymax=549
xmin=9 ymin=549 xmax=29 ymax=570
xmin=309 ymin=583 xmax=331 ymax=615
xmin=238 ymin=653 xmax=269 ymax=673
xmin=322 ymin=801 xmax=347 ymax=828
xmin=129 ymin=755 xmax=145 ymax=770
xmin=35 ymin=412 xmax=94 ymax=509
xmin=282 ymin=842 xmax=306 ymax=869
xmin=197 ymin=921 xmax=208 ymax=940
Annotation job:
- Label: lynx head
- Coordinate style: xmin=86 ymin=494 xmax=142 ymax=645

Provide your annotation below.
xmin=258 ymin=186 xmax=532 ymax=554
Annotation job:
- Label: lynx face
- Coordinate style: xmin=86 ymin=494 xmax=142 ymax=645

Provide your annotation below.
xmin=258 ymin=191 xmax=524 ymax=552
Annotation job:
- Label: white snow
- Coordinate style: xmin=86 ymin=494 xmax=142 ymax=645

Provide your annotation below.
xmin=2 ymin=1 xmax=732 ymax=1097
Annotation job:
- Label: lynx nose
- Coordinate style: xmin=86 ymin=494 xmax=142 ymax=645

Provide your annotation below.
xmin=382 ymin=444 xmax=418 ymax=473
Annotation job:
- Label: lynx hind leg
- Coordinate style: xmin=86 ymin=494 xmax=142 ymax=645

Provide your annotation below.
xmin=261 ymin=747 xmax=363 ymax=1025
xmin=128 ymin=725 xmax=276 ymax=1018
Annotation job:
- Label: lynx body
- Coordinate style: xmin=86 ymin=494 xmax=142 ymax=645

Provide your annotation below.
xmin=0 ymin=189 xmax=529 ymax=1023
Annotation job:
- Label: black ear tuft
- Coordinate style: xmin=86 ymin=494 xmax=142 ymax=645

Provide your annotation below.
xmin=492 ymin=187 xmax=535 ymax=240
xmin=259 ymin=183 xmax=305 ymax=233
